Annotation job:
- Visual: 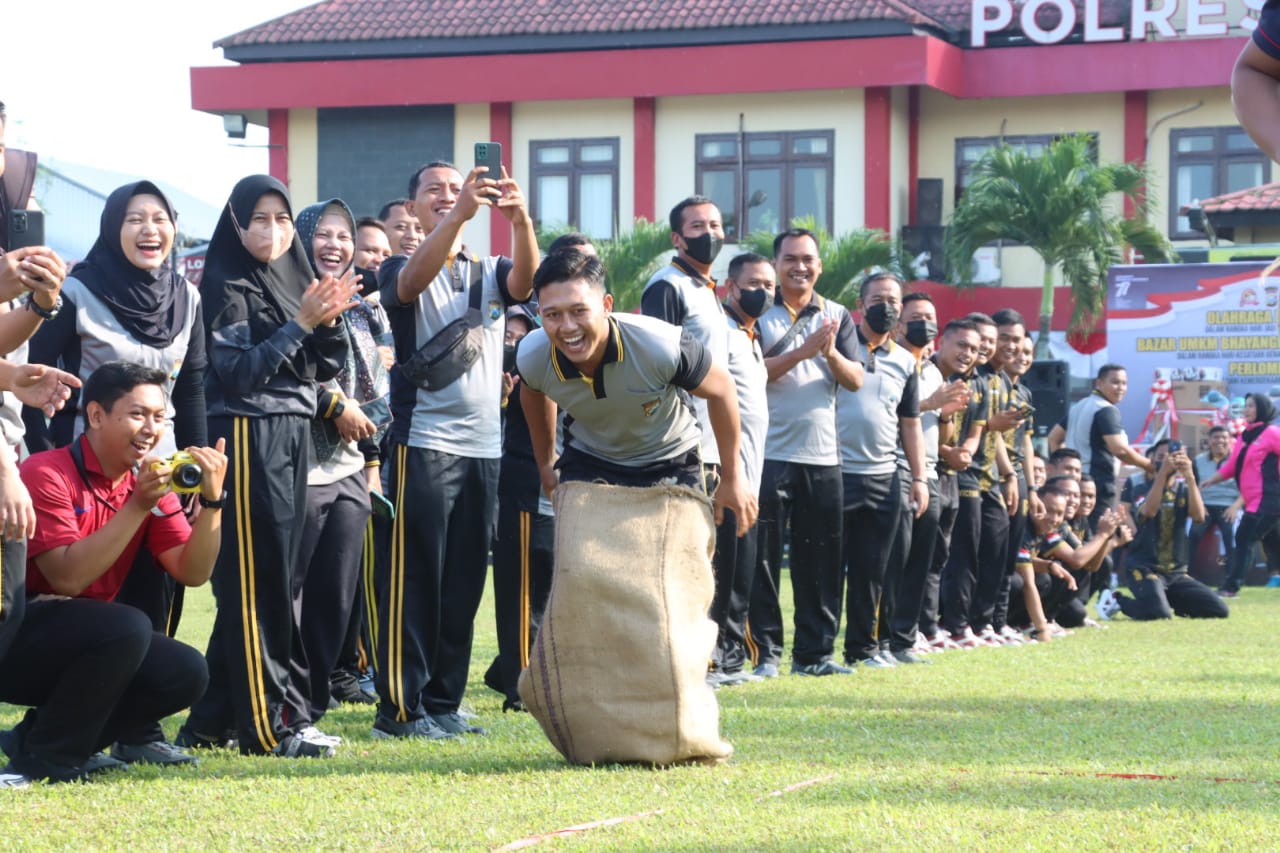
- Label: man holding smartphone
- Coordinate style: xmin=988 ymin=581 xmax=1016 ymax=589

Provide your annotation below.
xmin=374 ymin=153 xmax=537 ymax=741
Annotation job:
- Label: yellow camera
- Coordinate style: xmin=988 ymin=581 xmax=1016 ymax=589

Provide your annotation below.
xmin=151 ymin=451 xmax=204 ymax=494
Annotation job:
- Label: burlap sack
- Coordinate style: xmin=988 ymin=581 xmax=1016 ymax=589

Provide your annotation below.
xmin=518 ymin=480 xmax=733 ymax=766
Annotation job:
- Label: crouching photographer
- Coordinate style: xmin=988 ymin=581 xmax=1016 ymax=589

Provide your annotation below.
xmin=0 ymin=361 xmax=226 ymax=782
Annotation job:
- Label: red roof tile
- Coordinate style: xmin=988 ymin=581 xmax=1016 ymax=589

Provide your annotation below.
xmin=1180 ymin=182 xmax=1280 ymax=215
xmin=216 ymin=0 xmax=944 ymax=48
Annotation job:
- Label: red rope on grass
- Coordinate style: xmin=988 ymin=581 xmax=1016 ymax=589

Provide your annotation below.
xmin=954 ymin=767 xmax=1279 ymax=786
xmin=495 ymin=809 xmax=666 ymax=850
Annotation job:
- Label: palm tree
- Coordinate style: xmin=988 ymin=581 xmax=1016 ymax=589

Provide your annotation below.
xmin=534 ymin=219 xmax=675 ymax=312
xmin=742 ymin=216 xmax=914 ymax=305
xmin=943 ymin=134 xmax=1175 ymax=357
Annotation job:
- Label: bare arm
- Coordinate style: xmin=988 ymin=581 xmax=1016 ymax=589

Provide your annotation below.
xmin=1233 ymin=41 xmax=1280 ymax=164
xmin=900 ymin=416 xmax=929 ymax=519
xmin=154 ymin=441 xmax=227 ymax=587
xmin=1103 ymin=432 xmax=1155 ymax=474
xmin=690 ymin=361 xmax=757 ymax=535
xmin=520 ymin=382 xmax=559 ymax=499
xmin=1047 ymin=423 xmax=1066 ymax=453
xmin=395 ymin=167 xmax=490 ymax=306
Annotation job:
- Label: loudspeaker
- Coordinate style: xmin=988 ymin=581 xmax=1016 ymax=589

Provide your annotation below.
xmin=899 ymin=225 xmax=947 ymax=281
xmin=916 ymin=178 xmax=944 ymax=226
xmin=1022 ymin=359 xmax=1069 ymax=438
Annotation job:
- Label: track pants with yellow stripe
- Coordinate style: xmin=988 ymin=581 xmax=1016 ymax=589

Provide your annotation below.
xmin=186 ymin=414 xmax=312 ymax=754
xmin=377 ymin=444 xmax=498 ymax=722
xmin=489 ymin=502 xmax=554 ymax=704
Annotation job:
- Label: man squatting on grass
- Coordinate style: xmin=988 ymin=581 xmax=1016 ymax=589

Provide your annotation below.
xmin=1 ymin=362 xmax=228 ymax=782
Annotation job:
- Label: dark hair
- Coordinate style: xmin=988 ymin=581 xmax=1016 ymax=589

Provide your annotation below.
xmin=1039 ymin=476 xmax=1077 ymax=500
xmin=1146 ymin=438 xmax=1169 ymax=457
xmin=1096 ymin=363 xmax=1126 ymax=381
xmin=727 ymin=252 xmax=771 ymax=282
xmin=357 ymin=216 xmax=386 ymax=234
xmin=547 ymin=232 xmax=595 ymax=256
xmin=1048 ymin=447 xmax=1081 ymax=465
xmin=407 ymin=161 xmax=458 ymax=199
xmin=82 ymin=361 xmax=168 ymax=414
xmin=533 ymin=250 xmax=606 ymax=295
xmin=964 ymin=311 xmax=995 ymax=329
xmin=859 ymin=271 xmax=903 ymax=300
xmin=1208 ymin=425 xmax=1230 ymax=436
xmin=991 ymin=308 xmax=1026 ymax=329
xmin=773 ymin=228 xmax=819 ymax=259
xmin=903 ymin=291 xmax=933 ymax=308
xmin=1079 ymin=473 xmax=1095 ymax=485
xmin=378 ymin=199 xmax=409 ymax=221
xmin=668 ymin=196 xmax=716 ymax=233
xmin=942 ymin=318 xmax=980 ymax=336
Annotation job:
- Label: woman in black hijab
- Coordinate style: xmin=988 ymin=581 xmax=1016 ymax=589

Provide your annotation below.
xmin=24 ymin=180 xmax=206 ymax=453
xmin=179 ymin=175 xmax=360 ymax=759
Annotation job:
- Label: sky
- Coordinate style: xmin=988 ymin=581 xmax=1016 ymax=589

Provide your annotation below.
xmin=4 ymin=0 xmax=310 ymax=207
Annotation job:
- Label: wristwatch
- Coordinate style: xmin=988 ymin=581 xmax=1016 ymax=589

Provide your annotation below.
xmin=199 ymin=490 xmax=228 ymax=510
xmin=24 ymin=292 xmax=62 ymax=321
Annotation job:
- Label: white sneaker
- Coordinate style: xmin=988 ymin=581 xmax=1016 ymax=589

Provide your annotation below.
xmin=297 ymin=726 xmax=343 ymax=747
xmin=0 ymin=769 xmax=29 ymax=788
xmin=1097 ymin=589 xmax=1121 ymax=621
xmin=975 ymin=626 xmax=1006 ymax=647
xmin=926 ymin=629 xmax=960 ymax=651
xmin=998 ymin=625 xmax=1026 ymax=645
xmin=952 ymin=627 xmax=984 ymax=649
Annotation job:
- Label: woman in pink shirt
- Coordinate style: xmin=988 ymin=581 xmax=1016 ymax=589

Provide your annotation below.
xmin=1201 ymin=393 xmax=1280 ymax=595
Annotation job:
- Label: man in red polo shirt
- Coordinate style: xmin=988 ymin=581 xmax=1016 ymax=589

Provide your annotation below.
xmin=0 ymin=361 xmax=226 ymax=782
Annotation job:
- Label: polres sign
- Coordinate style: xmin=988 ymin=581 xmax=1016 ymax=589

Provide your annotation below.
xmin=970 ymin=0 xmax=1262 ymax=47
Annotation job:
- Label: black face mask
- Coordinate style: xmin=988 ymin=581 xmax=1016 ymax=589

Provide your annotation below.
xmin=682 ymin=231 xmax=723 ymax=266
xmin=737 ymin=287 xmax=770 ymax=319
xmin=904 ymin=319 xmax=937 ymax=348
xmin=503 ymin=342 xmax=518 ymax=375
xmin=864 ymin=302 xmax=900 ymax=335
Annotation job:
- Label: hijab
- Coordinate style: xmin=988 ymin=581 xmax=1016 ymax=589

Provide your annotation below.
xmin=1233 ymin=392 xmax=1278 ymax=483
xmin=201 ymin=174 xmax=321 ymax=381
xmin=70 ymin=180 xmax=189 ymax=348
xmin=295 ymin=199 xmax=356 ymax=277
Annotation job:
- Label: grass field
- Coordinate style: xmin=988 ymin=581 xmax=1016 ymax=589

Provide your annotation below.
xmin=2 ymin=579 xmax=1278 ymax=851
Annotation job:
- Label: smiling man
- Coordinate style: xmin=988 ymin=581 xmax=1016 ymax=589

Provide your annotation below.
xmin=517 ymin=250 xmax=754 ymax=532
xmin=0 ymin=361 xmax=226 ymax=782
xmin=374 ymin=158 xmax=537 ymax=741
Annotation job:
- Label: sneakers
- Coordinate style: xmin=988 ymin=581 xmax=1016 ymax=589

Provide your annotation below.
xmin=331 ymin=684 xmax=377 ymax=706
xmin=926 ymin=630 xmax=960 ymax=652
xmin=1097 ymin=589 xmax=1121 ymax=620
xmin=502 ymin=699 xmax=527 ymax=713
xmin=951 ymin=627 xmax=984 ymax=650
xmin=0 ymin=767 xmax=29 ymax=788
xmin=890 ymin=649 xmax=929 ymax=665
xmin=174 ymin=726 xmax=237 ymax=751
xmin=371 ymin=715 xmax=456 ymax=741
xmin=975 ymin=626 xmax=1007 ymax=647
xmin=790 ymin=659 xmax=854 ymax=676
xmin=271 ymin=733 xmax=336 ymax=758
xmin=428 ymin=712 xmax=487 ymax=736
xmin=849 ymin=654 xmax=895 ymax=669
xmin=752 ymin=662 xmax=780 ymax=679
xmin=111 ymin=740 xmax=198 ymax=766
xmin=707 ymin=669 xmax=762 ymax=688
xmin=296 ymin=726 xmax=343 ymax=748
xmin=998 ymin=625 xmax=1026 ymax=645
xmin=1219 ymin=589 xmax=1240 ymax=599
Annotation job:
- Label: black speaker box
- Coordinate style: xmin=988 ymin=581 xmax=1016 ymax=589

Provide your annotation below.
xmin=916 ymin=178 xmax=944 ymax=226
xmin=1022 ymin=359 xmax=1069 ymax=438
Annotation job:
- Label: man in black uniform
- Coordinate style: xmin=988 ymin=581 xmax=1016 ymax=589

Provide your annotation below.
xmin=1114 ymin=443 xmax=1230 ymax=620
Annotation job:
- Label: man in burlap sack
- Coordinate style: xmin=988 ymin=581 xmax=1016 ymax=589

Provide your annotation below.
xmin=514 ymin=250 xmax=756 ymax=765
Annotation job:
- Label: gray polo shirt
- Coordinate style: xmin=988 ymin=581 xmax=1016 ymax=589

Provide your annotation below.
xmin=380 ymin=252 xmax=519 ymax=459
xmin=725 ymin=310 xmax=768 ymax=494
xmin=517 ymin=313 xmax=709 ymax=467
xmin=758 ymin=294 xmax=860 ymax=467
xmin=642 ymin=258 xmax=728 ymax=465
xmin=838 ymin=333 xmax=920 ymax=476
xmin=896 ymin=355 xmax=942 ymax=480
xmin=1195 ymin=450 xmax=1240 ymax=506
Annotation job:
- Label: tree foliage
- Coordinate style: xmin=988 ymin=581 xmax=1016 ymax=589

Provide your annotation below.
xmin=943 ymin=134 xmax=1176 ymax=346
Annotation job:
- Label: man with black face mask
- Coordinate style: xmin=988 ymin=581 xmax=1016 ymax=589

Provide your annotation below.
xmin=707 ymin=252 xmax=774 ymax=686
xmin=835 ymin=273 xmax=927 ymax=669
xmin=884 ymin=293 xmax=970 ymax=662
xmin=642 ymin=196 xmax=730 ymax=484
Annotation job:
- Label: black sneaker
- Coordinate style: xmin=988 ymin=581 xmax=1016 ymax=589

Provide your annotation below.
xmin=790 ymin=660 xmax=854 ymax=676
xmin=370 ymin=715 xmax=456 ymax=741
xmin=112 ymin=740 xmax=198 ymax=766
xmin=271 ymin=733 xmax=335 ymax=758
xmin=429 ymin=712 xmax=487 ymax=735
xmin=502 ymin=699 xmax=527 ymax=713
xmin=890 ymin=649 xmax=930 ymax=665
xmin=174 ymin=726 xmax=237 ymax=751
xmin=83 ymin=751 xmax=130 ymax=774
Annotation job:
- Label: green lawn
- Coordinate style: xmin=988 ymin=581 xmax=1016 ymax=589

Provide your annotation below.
xmin=3 ymin=579 xmax=1278 ymax=851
